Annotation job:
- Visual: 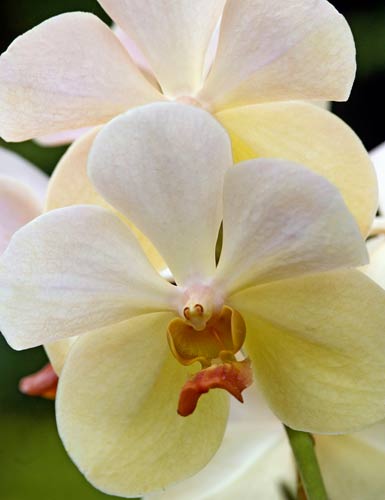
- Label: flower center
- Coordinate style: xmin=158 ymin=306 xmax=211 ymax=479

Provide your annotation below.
xmin=167 ymin=286 xmax=253 ymax=416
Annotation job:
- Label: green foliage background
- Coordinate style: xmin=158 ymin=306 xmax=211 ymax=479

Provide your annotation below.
xmin=0 ymin=1 xmax=384 ymax=499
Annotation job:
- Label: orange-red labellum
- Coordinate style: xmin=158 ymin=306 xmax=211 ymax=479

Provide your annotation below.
xmin=178 ymin=359 xmax=253 ymax=417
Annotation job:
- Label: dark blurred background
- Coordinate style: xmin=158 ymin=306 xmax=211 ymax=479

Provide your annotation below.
xmin=0 ymin=1 xmax=384 ymax=499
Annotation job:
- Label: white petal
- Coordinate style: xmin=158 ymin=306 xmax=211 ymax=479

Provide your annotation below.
xmin=215 ymin=159 xmax=367 ymax=295
xmin=57 ymin=313 xmax=229 ymax=497
xmin=200 ymin=0 xmax=355 ymax=110
xmin=370 ymin=141 xmax=385 ymax=214
xmin=0 ymin=177 xmax=41 ymax=254
xmin=0 ymin=206 xmax=179 ymax=350
xmin=0 ymin=12 xmax=162 ymax=141
xmin=35 ymin=127 xmax=91 ymax=147
xmin=147 ymin=388 xmax=295 ymax=500
xmin=0 ymin=147 xmax=48 ymax=204
xmin=98 ymin=0 xmax=225 ymax=97
xmin=89 ymin=103 xmax=232 ymax=284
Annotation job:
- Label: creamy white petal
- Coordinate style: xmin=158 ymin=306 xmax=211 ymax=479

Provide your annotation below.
xmin=230 ymin=270 xmax=385 ymax=433
xmin=99 ymin=0 xmax=225 ymax=97
xmin=0 ymin=206 xmax=179 ymax=350
xmin=89 ymin=103 xmax=232 ymax=284
xmin=0 ymin=147 xmax=48 ymax=205
xmin=0 ymin=12 xmax=162 ymax=141
xmin=147 ymin=388 xmax=295 ymax=500
xmin=200 ymin=0 xmax=355 ymax=110
xmin=0 ymin=177 xmax=41 ymax=254
xmin=57 ymin=313 xmax=229 ymax=497
xmin=215 ymin=159 xmax=367 ymax=295
xmin=370 ymin=141 xmax=385 ymax=214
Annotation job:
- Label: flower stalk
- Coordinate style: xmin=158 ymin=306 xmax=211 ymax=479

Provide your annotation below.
xmin=284 ymin=426 xmax=328 ymax=500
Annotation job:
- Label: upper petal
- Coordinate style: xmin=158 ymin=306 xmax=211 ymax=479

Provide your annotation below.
xmin=216 ymin=102 xmax=377 ymax=237
xmin=0 ymin=205 xmax=178 ymax=350
xmin=215 ymin=159 xmax=367 ymax=296
xmin=89 ymin=103 xmax=233 ymax=284
xmin=200 ymin=0 xmax=355 ymax=110
xmin=0 ymin=12 xmax=162 ymax=141
xmin=371 ymin=141 xmax=385 ymax=215
xmin=99 ymin=0 xmax=225 ymax=97
xmin=230 ymin=270 xmax=385 ymax=433
xmin=45 ymin=127 xmax=166 ymax=274
xmin=57 ymin=313 xmax=229 ymax=497
xmin=0 ymin=177 xmax=41 ymax=254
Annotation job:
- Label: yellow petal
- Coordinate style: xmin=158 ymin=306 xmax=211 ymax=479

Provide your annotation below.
xmin=316 ymin=422 xmax=385 ymax=500
xmin=57 ymin=313 xmax=229 ymax=497
xmin=230 ymin=270 xmax=385 ymax=433
xmin=45 ymin=127 xmax=166 ymax=273
xmin=216 ymin=102 xmax=377 ymax=237
xmin=200 ymin=0 xmax=355 ymax=109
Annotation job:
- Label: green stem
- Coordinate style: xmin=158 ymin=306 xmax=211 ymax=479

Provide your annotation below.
xmin=284 ymin=426 xmax=328 ymax=500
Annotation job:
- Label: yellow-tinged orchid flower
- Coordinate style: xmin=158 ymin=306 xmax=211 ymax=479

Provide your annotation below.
xmin=146 ymin=141 xmax=385 ymax=500
xmin=0 ymin=147 xmax=48 ymax=253
xmin=0 ymin=0 xmax=377 ymax=236
xmin=1 ymin=104 xmax=385 ymax=496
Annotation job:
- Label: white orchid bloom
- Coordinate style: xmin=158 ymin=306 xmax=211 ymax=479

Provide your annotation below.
xmin=0 ymin=0 xmax=377 ymax=237
xmin=1 ymin=104 xmax=385 ymax=497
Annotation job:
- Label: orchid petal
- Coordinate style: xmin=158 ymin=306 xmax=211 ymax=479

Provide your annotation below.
xmin=370 ymin=141 xmax=385 ymax=215
xmin=216 ymin=102 xmax=377 ymax=237
xmin=0 ymin=177 xmax=41 ymax=254
xmin=230 ymin=270 xmax=385 ymax=433
xmin=215 ymin=160 xmax=367 ymax=295
xmin=0 ymin=147 xmax=48 ymax=204
xmin=99 ymin=0 xmax=225 ymax=97
xmin=0 ymin=206 xmax=178 ymax=350
xmin=57 ymin=313 xmax=229 ymax=497
xmin=200 ymin=0 xmax=355 ymax=110
xmin=89 ymin=103 xmax=232 ymax=284
xmin=0 ymin=12 xmax=162 ymax=141
xmin=45 ymin=128 xmax=166 ymax=273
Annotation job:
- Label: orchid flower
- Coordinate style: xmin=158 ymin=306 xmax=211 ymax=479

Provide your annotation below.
xmin=0 ymin=0 xmax=377 ymax=238
xmin=147 ymin=141 xmax=385 ymax=500
xmin=1 ymin=104 xmax=385 ymax=496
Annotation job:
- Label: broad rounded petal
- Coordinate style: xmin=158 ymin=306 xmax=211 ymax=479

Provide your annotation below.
xmin=0 ymin=206 xmax=179 ymax=350
xmin=216 ymin=102 xmax=377 ymax=237
xmin=0 ymin=146 xmax=48 ymax=204
xmin=0 ymin=12 xmax=162 ymax=141
xmin=35 ymin=127 xmax=91 ymax=147
xmin=0 ymin=177 xmax=41 ymax=254
xmin=316 ymin=424 xmax=385 ymax=500
xmin=99 ymin=0 xmax=225 ymax=97
xmin=215 ymin=160 xmax=367 ymax=295
xmin=57 ymin=313 xmax=229 ymax=497
xmin=371 ymin=141 xmax=385 ymax=214
xmin=230 ymin=270 xmax=385 ymax=433
xmin=46 ymin=128 xmax=166 ymax=273
xmin=89 ymin=103 xmax=233 ymax=284
xmin=200 ymin=0 xmax=355 ymax=109
xmin=148 ymin=388 xmax=295 ymax=500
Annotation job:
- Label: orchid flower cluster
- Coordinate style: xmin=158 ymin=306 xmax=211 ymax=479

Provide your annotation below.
xmin=0 ymin=1 xmax=384 ymax=499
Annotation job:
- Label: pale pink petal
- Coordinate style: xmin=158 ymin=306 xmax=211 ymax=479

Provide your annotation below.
xmin=370 ymin=142 xmax=385 ymax=214
xmin=35 ymin=127 xmax=91 ymax=147
xmin=98 ymin=0 xmax=225 ymax=97
xmin=0 ymin=12 xmax=162 ymax=141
